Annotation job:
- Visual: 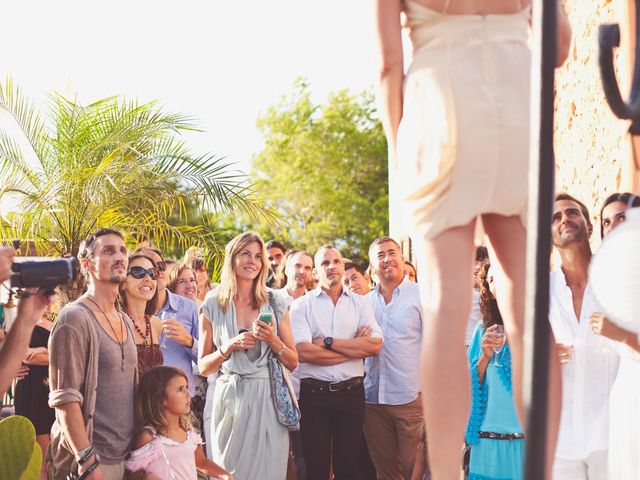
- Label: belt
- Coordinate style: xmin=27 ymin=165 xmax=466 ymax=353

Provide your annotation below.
xmin=300 ymin=376 xmax=364 ymax=393
xmin=479 ymin=431 xmax=525 ymax=440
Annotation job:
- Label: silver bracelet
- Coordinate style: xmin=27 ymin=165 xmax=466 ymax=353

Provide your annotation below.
xmin=275 ymin=344 xmax=286 ymax=357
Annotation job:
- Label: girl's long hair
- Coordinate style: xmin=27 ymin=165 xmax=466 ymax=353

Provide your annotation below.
xmin=217 ymin=231 xmax=269 ymax=313
xmin=135 ymin=366 xmax=191 ymax=434
xmin=477 ymin=259 xmax=503 ymax=329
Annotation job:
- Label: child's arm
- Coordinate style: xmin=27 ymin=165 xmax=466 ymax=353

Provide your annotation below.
xmin=195 ymin=444 xmax=235 ymax=479
xmin=126 ymin=430 xmax=162 ymax=480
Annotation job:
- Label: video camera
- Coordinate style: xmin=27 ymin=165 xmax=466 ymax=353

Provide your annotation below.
xmin=11 ymin=257 xmax=78 ymax=290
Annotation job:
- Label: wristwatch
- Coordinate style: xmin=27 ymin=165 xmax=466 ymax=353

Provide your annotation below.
xmin=324 ymin=337 xmax=334 ymax=350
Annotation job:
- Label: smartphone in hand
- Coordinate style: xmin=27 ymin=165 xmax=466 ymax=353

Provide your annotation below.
xmin=258 ymin=313 xmax=273 ymax=325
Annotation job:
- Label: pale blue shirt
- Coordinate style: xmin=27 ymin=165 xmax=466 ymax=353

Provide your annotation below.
xmin=364 ymin=276 xmax=423 ymax=405
xmin=291 ymin=286 xmax=382 ymax=383
xmin=158 ymin=290 xmax=199 ymax=394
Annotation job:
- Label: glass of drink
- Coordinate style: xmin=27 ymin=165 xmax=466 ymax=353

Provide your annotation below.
xmin=492 ymin=325 xmax=506 ymax=367
xmin=158 ymin=311 xmax=175 ymax=349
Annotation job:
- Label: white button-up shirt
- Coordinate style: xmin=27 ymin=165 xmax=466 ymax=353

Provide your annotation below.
xmin=291 ymin=286 xmax=382 ymax=382
xmin=272 ymin=286 xmax=304 ymax=397
xmin=548 ymin=269 xmax=619 ymax=460
xmin=364 ymin=276 xmax=423 ymax=405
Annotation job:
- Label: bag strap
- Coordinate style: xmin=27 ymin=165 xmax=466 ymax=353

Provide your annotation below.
xmin=267 ymin=291 xmax=284 ymax=336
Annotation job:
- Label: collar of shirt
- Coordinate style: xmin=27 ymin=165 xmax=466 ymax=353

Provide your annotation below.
xmin=372 ymin=274 xmax=410 ymax=300
xmin=311 ymin=286 xmax=351 ymax=299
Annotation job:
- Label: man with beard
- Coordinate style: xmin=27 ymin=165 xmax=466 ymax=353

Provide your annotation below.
xmin=549 ymin=194 xmax=619 ymax=479
xmin=48 ymin=229 xmax=137 ymax=480
xmin=291 ymin=245 xmax=382 ymax=480
xmin=266 ymin=240 xmax=286 ymax=288
xmin=364 ymin=237 xmax=424 ymax=479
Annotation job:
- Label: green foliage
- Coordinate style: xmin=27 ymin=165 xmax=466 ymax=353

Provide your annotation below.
xmin=0 ymin=78 xmax=275 ymax=292
xmin=0 ymin=415 xmax=42 ymax=480
xmin=250 ymin=80 xmax=388 ymax=260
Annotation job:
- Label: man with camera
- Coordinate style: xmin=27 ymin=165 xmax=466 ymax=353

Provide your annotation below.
xmin=0 ymin=246 xmax=55 ymax=398
xmin=48 ymin=229 xmax=137 ymax=480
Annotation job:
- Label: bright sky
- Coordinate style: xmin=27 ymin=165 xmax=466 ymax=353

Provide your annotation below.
xmin=0 ymin=0 xmax=380 ymax=177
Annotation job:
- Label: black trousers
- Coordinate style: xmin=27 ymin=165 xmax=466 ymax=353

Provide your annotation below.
xmin=299 ymin=380 xmax=365 ymax=480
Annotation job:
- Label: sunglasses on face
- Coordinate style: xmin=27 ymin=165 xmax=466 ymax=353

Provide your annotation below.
xmin=128 ymin=266 xmax=159 ymax=280
xmin=156 ymin=261 xmax=167 ymax=272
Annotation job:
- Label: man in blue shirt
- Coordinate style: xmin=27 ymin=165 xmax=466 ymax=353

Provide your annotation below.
xmin=364 ymin=236 xmax=425 ymax=479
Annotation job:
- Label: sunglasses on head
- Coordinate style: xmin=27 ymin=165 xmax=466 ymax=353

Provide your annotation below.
xmin=128 ymin=266 xmax=159 ymax=280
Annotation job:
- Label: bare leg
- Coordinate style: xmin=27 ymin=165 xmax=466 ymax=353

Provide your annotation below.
xmin=35 ymin=434 xmax=50 ymax=480
xmin=481 ymin=213 xmax=561 ymax=479
xmin=416 ymin=220 xmax=476 ymax=480
xmin=481 ymin=213 xmax=526 ymax=427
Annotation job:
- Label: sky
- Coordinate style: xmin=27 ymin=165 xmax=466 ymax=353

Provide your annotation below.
xmin=0 ymin=0 xmax=380 ymax=177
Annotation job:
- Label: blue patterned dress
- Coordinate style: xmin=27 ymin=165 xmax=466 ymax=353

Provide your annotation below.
xmin=466 ymin=324 xmax=524 ymax=480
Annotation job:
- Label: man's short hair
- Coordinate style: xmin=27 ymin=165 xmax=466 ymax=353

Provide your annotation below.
xmin=344 ymin=262 xmax=368 ymax=277
xmin=368 ymin=236 xmax=402 ymax=261
xmin=266 ymin=240 xmax=286 ymax=253
xmin=78 ymin=228 xmax=124 ymax=261
xmin=555 ymin=193 xmax=592 ymax=229
xmin=314 ymin=244 xmax=338 ymax=264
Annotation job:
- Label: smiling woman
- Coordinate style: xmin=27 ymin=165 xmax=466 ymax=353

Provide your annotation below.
xmin=119 ymin=253 xmax=164 ymax=376
xmin=168 ymin=264 xmax=199 ymax=303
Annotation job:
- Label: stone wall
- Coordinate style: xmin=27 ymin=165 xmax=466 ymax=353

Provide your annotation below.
xmin=554 ymin=0 xmax=634 ymax=247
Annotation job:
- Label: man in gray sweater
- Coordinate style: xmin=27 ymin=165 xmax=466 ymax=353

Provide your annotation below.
xmin=48 ymin=229 xmax=137 ymax=480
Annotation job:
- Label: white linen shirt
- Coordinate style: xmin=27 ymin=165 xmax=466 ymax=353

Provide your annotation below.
xmin=291 ymin=286 xmax=382 ymax=382
xmin=548 ymin=269 xmax=619 ymax=460
xmin=364 ymin=276 xmax=423 ymax=405
xmin=271 ymin=286 xmax=303 ymax=397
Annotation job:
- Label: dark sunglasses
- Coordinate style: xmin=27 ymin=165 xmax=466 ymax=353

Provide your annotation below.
xmin=128 ymin=266 xmax=159 ymax=280
xmin=156 ymin=261 xmax=167 ymax=272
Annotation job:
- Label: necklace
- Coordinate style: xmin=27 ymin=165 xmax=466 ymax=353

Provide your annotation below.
xmin=132 ymin=315 xmax=151 ymax=347
xmin=85 ymin=297 xmax=126 ymax=371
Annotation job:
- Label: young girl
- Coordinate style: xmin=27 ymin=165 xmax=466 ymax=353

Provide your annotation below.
xmin=125 ymin=366 xmax=234 ymax=480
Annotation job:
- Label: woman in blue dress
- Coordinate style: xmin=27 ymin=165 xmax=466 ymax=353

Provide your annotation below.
xmin=466 ymin=260 xmax=524 ymax=480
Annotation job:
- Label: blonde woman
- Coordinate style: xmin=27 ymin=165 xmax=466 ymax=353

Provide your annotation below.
xmin=198 ymin=232 xmax=298 ymax=479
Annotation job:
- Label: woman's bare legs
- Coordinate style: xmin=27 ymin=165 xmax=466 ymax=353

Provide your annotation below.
xmin=481 ymin=213 xmax=560 ymax=479
xmin=481 ymin=214 xmax=526 ymax=426
xmin=416 ymin=220 xmax=476 ymax=480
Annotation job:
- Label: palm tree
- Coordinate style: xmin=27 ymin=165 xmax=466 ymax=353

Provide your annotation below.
xmin=0 ymin=78 xmax=273 ymax=301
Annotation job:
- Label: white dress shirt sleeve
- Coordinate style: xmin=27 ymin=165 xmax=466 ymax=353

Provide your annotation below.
xmin=290 ymin=298 xmax=312 ymax=344
xmin=358 ymin=297 xmax=383 ymax=340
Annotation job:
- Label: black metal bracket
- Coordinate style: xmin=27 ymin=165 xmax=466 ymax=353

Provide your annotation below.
xmin=599 ymin=2 xmax=640 ymax=134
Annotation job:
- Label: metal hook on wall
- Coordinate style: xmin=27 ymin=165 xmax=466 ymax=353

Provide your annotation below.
xmin=599 ymin=2 xmax=640 ymax=134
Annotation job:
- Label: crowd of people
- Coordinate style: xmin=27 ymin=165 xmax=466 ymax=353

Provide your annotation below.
xmin=0 ymin=189 xmax=637 ymax=480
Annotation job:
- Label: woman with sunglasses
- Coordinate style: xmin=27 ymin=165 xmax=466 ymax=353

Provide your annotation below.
xmin=119 ymin=252 xmax=163 ymax=375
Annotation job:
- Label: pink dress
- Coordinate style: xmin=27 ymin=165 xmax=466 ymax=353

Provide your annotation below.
xmin=125 ymin=427 xmax=203 ymax=480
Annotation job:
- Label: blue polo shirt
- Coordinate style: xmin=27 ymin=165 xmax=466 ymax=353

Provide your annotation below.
xmin=158 ymin=289 xmax=199 ymax=394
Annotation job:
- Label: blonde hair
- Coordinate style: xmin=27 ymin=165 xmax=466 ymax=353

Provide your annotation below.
xmin=218 ymin=231 xmax=269 ymax=313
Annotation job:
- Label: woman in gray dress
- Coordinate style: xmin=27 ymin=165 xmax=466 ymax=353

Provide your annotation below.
xmin=198 ymin=231 xmax=298 ymax=479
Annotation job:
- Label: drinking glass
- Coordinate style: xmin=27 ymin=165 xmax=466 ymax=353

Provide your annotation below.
xmin=492 ymin=325 xmax=506 ymax=367
xmin=158 ymin=311 xmax=175 ymax=349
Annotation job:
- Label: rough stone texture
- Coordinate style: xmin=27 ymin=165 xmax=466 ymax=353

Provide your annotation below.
xmin=554 ymin=0 xmax=634 ymax=246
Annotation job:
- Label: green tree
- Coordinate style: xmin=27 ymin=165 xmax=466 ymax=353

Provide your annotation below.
xmin=251 ymin=80 xmax=388 ymax=261
xmin=0 ymin=78 xmax=272 ymax=299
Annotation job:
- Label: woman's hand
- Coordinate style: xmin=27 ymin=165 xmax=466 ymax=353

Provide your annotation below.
xmin=14 ymin=364 xmax=29 ymax=381
xmin=480 ymin=325 xmax=502 ymax=360
xmin=252 ymin=319 xmax=277 ymax=345
xmin=590 ymin=312 xmax=628 ymax=342
xmin=224 ymin=331 xmax=257 ymax=353
xmin=162 ymin=319 xmax=193 ymax=347
xmin=23 ymin=347 xmax=47 ymax=365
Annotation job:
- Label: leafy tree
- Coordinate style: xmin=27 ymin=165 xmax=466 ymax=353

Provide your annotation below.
xmin=0 ymin=78 xmax=273 ymax=300
xmin=251 ymin=80 xmax=388 ymax=261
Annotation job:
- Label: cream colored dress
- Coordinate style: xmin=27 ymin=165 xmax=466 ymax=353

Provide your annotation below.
xmin=397 ymin=0 xmax=531 ymax=239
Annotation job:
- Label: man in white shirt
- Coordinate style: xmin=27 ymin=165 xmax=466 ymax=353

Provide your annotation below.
xmin=272 ymin=249 xmax=313 ymax=480
xmin=291 ymin=245 xmax=383 ymax=480
xmin=364 ymin=237 xmax=424 ymax=479
xmin=549 ymin=193 xmax=619 ymax=479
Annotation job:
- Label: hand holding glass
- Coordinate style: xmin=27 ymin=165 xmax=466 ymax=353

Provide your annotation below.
xmin=492 ymin=325 xmax=506 ymax=367
xmin=158 ymin=311 xmax=176 ymax=349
